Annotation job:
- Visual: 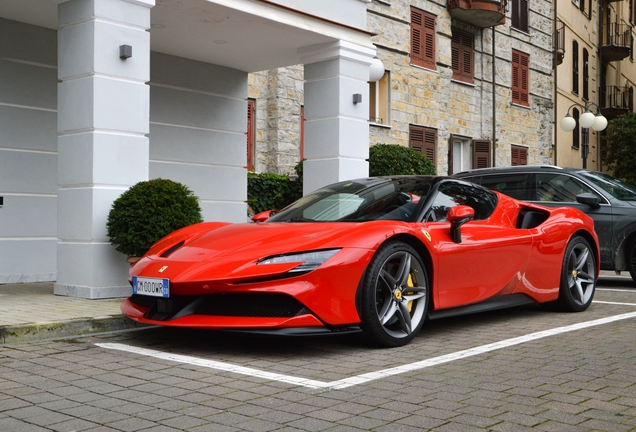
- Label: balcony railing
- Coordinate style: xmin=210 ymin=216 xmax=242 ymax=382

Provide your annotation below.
xmin=600 ymin=85 xmax=634 ymax=119
xmin=553 ymin=19 xmax=565 ymax=66
xmin=600 ymin=22 xmax=633 ymax=62
xmin=447 ymin=0 xmax=506 ymax=28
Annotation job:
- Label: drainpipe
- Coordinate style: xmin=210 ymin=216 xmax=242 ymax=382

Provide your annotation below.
xmin=492 ymin=26 xmax=496 ymax=167
xmin=553 ymin=0 xmax=558 ymax=166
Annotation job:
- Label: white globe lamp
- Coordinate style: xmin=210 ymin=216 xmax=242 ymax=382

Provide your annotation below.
xmin=579 ymin=109 xmax=596 ymax=129
xmin=560 ymin=114 xmax=576 ymax=131
xmin=369 ymin=58 xmax=385 ymax=82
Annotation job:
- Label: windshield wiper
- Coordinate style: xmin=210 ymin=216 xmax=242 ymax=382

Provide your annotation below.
xmin=284 ymin=217 xmax=315 ymax=222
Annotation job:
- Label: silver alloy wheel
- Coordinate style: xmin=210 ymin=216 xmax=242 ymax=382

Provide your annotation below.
xmin=565 ymin=241 xmax=595 ymax=306
xmin=374 ymin=251 xmax=427 ymax=339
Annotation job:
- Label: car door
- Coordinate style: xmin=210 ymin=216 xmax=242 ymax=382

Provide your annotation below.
xmin=422 ymin=181 xmax=533 ymax=310
xmin=532 ymin=173 xmax=614 ymax=268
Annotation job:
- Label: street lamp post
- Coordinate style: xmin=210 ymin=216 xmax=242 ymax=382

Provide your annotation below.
xmin=560 ymin=102 xmax=608 ymax=169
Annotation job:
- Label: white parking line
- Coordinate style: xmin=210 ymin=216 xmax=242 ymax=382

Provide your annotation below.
xmin=594 ymin=301 xmax=636 ymax=306
xmin=597 ymin=288 xmax=636 ymax=293
xmin=96 ymin=309 xmax=636 ymax=390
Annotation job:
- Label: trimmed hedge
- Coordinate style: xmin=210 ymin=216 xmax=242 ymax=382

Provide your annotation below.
xmin=369 ymin=144 xmax=436 ymax=176
xmin=106 ymin=179 xmax=203 ymax=257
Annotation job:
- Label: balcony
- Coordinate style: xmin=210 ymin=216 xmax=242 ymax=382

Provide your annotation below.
xmin=600 ymin=86 xmax=634 ymax=119
xmin=553 ymin=19 xmax=565 ymax=66
xmin=600 ymin=22 xmax=633 ymax=62
xmin=447 ymin=0 xmax=505 ymax=28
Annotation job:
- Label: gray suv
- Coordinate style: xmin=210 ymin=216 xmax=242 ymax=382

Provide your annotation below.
xmin=454 ymin=165 xmax=636 ymax=283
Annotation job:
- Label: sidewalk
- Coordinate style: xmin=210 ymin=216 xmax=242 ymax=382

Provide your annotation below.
xmin=0 ymin=282 xmax=145 ymax=345
xmin=1 ymin=271 xmax=633 ymax=345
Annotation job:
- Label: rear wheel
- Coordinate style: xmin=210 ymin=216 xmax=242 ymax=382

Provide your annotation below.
xmin=358 ymin=241 xmax=429 ymax=347
xmin=627 ymin=238 xmax=636 ymax=283
xmin=556 ymin=235 xmax=596 ymax=312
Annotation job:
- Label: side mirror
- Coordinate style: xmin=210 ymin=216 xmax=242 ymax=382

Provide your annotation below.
xmin=447 ymin=205 xmax=474 ymax=243
xmin=251 ymin=210 xmax=278 ymax=223
xmin=576 ymin=193 xmax=601 ymax=209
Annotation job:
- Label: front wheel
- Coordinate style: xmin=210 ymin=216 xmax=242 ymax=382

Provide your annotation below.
xmin=556 ymin=235 xmax=596 ymax=312
xmin=358 ymin=241 xmax=429 ymax=347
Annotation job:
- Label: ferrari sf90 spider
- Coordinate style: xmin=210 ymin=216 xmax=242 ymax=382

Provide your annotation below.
xmin=122 ymin=176 xmax=599 ymax=347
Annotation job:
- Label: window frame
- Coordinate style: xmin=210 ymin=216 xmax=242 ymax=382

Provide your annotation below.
xmin=572 ymin=40 xmax=579 ymax=95
xmin=511 ymin=0 xmax=529 ymax=33
xmin=247 ymin=98 xmax=255 ymax=171
xmin=369 ymin=70 xmax=391 ymax=126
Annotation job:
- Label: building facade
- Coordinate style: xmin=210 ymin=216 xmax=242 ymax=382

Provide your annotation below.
xmin=250 ymin=0 xmax=556 ymax=176
xmin=554 ymin=0 xmax=635 ymax=170
xmin=0 ymin=0 xmax=377 ymax=297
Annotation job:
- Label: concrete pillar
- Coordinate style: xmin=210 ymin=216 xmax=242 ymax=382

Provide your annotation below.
xmin=55 ymin=0 xmax=153 ymax=298
xmin=299 ymin=41 xmax=375 ymax=194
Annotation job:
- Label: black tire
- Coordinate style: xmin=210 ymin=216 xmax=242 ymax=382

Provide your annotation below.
xmin=555 ymin=235 xmax=596 ymax=312
xmin=358 ymin=241 xmax=429 ymax=347
xmin=627 ymin=238 xmax=636 ymax=283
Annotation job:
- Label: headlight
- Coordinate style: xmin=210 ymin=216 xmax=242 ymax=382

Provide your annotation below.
xmin=258 ymin=249 xmax=340 ymax=273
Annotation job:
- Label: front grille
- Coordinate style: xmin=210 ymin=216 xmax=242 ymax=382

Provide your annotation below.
xmin=130 ymin=293 xmax=310 ymax=321
xmin=197 ymin=293 xmax=309 ymax=318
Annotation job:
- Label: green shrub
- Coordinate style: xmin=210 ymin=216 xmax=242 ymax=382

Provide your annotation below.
xmin=368 ymin=144 xmax=436 ymax=176
xmin=106 ymin=179 xmax=203 ymax=257
xmin=605 ymin=112 xmax=636 ymax=188
xmin=247 ymin=170 xmax=302 ymax=214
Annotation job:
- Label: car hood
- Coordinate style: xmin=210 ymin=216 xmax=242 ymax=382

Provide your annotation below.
xmin=131 ymin=221 xmax=383 ymax=284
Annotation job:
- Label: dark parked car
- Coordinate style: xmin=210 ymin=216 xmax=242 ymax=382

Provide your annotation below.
xmin=454 ymin=165 xmax=636 ymax=282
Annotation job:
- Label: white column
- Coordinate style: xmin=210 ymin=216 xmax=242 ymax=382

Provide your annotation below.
xmin=55 ymin=0 xmax=153 ymax=298
xmin=299 ymin=41 xmax=375 ymax=195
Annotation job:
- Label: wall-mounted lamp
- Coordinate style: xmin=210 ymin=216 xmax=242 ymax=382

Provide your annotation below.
xmin=119 ymin=45 xmax=132 ymax=60
xmin=353 ymin=93 xmax=362 ymax=104
xmin=369 ymin=57 xmax=385 ymax=82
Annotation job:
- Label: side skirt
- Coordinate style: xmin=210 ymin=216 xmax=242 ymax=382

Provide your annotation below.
xmin=427 ymin=294 xmax=536 ymax=320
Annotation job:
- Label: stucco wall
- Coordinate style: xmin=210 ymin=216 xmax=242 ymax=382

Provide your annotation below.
xmin=149 ymin=52 xmax=248 ymax=222
xmin=0 ymin=19 xmax=58 ymax=283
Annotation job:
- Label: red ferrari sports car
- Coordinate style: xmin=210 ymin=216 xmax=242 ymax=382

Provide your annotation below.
xmin=122 ymin=176 xmax=599 ymax=347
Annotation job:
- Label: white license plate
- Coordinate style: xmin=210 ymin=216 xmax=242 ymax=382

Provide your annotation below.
xmin=133 ymin=277 xmax=170 ymax=298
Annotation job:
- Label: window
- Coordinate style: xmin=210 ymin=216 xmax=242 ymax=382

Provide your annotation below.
xmin=583 ymin=48 xmax=589 ymax=100
xmin=511 ymin=145 xmax=528 ymax=166
xmin=511 ymin=0 xmax=529 ymax=33
xmin=427 ymin=182 xmax=497 ymax=222
xmin=472 ymin=173 xmax=532 ymax=201
xmin=369 ymin=71 xmax=390 ymax=125
xmin=410 ymin=8 xmax=436 ymax=69
xmin=536 ymin=173 xmax=603 ymax=203
xmin=572 ymin=108 xmax=580 ymax=149
xmin=247 ymin=99 xmax=255 ymax=171
xmin=409 ymin=125 xmax=436 ymax=165
xmin=448 ymin=137 xmax=491 ymax=174
xmin=511 ymin=50 xmax=530 ymax=106
xmin=572 ymin=40 xmax=579 ymax=95
xmin=451 ymin=28 xmax=474 ymax=84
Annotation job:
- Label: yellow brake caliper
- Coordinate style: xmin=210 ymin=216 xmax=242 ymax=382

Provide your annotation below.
xmin=406 ymin=274 xmax=415 ymax=312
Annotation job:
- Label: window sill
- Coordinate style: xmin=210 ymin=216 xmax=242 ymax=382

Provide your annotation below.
xmin=370 ymin=121 xmax=391 ymax=129
xmin=510 ymin=102 xmax=531 ymax=109
xmin=451 ymin=79 xmax=476 ymax=87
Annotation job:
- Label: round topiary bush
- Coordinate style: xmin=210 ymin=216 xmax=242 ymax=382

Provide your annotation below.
xmin=107 ymin=178 xmax=203 ymax=257
xmin=368 ymin=144 xmax=436 ymax=176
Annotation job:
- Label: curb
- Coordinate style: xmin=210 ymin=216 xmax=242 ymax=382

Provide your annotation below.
xmin=0 ymin=315 xmax=146 ymax=345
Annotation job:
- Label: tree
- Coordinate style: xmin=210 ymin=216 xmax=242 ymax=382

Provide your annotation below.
xmin=605 ymin=112 xmax=636 ymax=187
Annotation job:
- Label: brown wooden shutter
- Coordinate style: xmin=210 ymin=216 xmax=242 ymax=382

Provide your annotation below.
xmin=247 ymin=99 xmax=255 ymax=170
xmin=411 ymin=8 xmax=436 ymax=69
xmin=512 ymin=50 xmax=529 ymax=106
xmin=512 ymin=0 xmax=528 ymax=32
xmin=511 ymin=145 xmax=528 ymax=166
xmin=472 ymin=139 xmax=491 ymax=169
xmin=451 ymin=29 xmax=473 ymax=83
xmin=409 ymin=125 xmax=436 ymax=164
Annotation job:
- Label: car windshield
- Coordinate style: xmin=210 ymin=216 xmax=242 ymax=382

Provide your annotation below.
xmin=578 ymin=171 xmax=636 ymax=201
xmin=268 ymin=177 xmax=434 ymax=223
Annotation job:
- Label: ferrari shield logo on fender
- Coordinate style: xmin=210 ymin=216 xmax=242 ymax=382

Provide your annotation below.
xmin=158 ymin=266 xmax=168 ymax=273
xmin=421 ymin=229 xmax=432 ymax=242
